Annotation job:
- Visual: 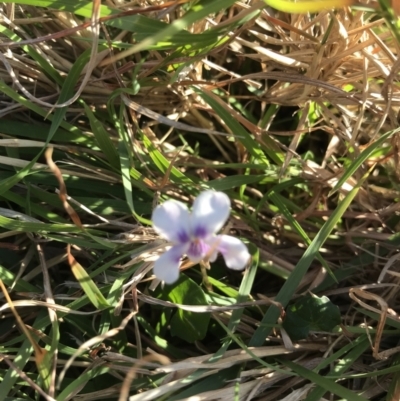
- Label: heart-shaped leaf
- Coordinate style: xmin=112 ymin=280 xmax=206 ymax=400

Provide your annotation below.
xmin=282 ymin=293 xmax=341 ymax=340
xmin=158 ymin=275 xmax=210 ymax=343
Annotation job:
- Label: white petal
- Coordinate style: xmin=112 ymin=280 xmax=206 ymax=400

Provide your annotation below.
xmin=152 ymin=200 xmax=191 ymax=243
xmin=208 ymin=249 xmax=218 ymax=263
xmin=153 ymin=245 xmax=188 ymax=284
xmin=191 ymin=191 xmax=230 ymax=237
xmin=210 ymin=235 xmax=250 ymax=270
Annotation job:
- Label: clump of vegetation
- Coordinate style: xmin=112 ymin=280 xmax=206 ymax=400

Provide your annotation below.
xmin=0 ymin=0 xmax=400 ymax=400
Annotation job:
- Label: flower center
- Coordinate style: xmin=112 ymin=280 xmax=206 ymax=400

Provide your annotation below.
xmin=188 ymin=238 xmax=209 ymax=259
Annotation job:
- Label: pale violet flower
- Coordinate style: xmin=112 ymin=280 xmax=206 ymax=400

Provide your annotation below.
xmin=152 ymin=190 xmax=250 ymax=284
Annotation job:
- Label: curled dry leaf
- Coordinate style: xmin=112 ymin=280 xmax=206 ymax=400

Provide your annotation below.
xmin=349 ymin=287 xmax=400 ymax=359
xmin=45 ymin=147 xmax=83 ymax=228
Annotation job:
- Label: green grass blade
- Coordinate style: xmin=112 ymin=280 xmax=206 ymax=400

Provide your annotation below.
xmin=329 ymin=127 xmax=398 ymax=195
xmin=113 ymin=0 xmax=243 ymax=54
xmin=304 ymin=336 xmax=370 ymax=401
xmin=69 ymin=253 xmax=110 ymax=310
xmin=213 ymin=245 xmax=259 ymax=357
xmin=278 ymin=358 xmax=368 ymax=401
xmin=46 ymin=47 xmax=105 ymax=147
xmin=56 ymin=366 xmax=110 ymax=401
xmin=250 ymin=173 xmax=368 ymax=346
xmin=82 ymin=102 xmax=120 ymax=169
xmin=268 ymin=191 xmax=333 ymax=276
xmin=141 ymin=133 xmax=193 ymax=185
xmin=194 ymin=87 xmax=282 ymax=164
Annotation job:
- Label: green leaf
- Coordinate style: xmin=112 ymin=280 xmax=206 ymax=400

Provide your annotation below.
xmin=69 ymin=253 xmax=110 ymax=310
xmin=282 ymin=294 xmax=341 ymax=341
xmin=159 ymin=275 xmax=210 ymax=343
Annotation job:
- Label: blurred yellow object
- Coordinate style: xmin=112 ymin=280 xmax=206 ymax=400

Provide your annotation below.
xmin=264 ymin=0 xmax=354 ymax=13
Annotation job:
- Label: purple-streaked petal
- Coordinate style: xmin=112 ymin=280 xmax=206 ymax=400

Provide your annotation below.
xmin=152 ymin=200 xmax=191 ymax=243
xmin=153 ymin=244 xmax=188 ymax=284
xmin=211 ymin=235 xmax=250 ymax=270
xmin=191 ymin=191 xmax=230 ymax=238
xmin=187 ymin=239 xmax=211 ymax=264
